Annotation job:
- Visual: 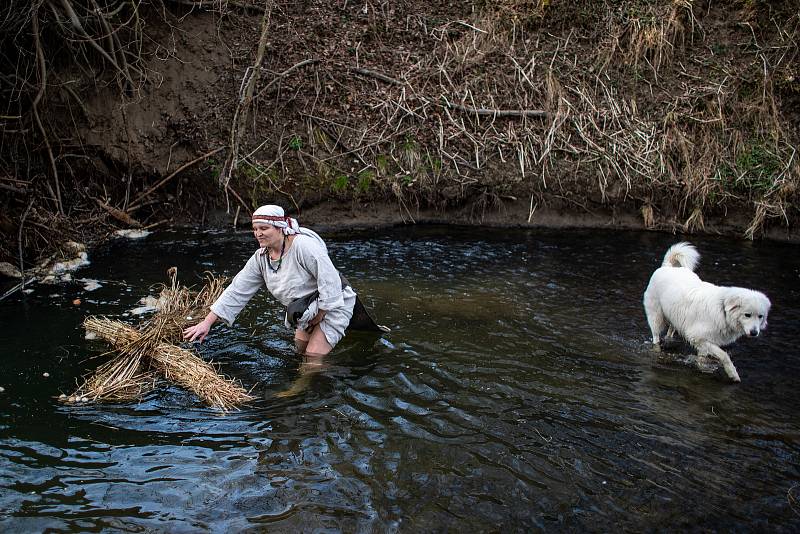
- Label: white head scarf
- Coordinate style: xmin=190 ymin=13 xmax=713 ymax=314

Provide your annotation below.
xmin=251 ymin=205 xmax=326 ymax=249
xmin=252 ymin=205 xmax=300 ymax=235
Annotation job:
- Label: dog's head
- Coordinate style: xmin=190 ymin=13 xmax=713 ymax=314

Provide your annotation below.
xmin=724 ymin=289 xmax=771 ymax=337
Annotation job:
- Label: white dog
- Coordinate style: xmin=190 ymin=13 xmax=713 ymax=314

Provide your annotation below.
xmin=643 ymin=242 xmax=771 ymax=382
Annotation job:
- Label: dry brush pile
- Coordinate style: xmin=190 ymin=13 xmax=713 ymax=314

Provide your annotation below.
xmin=241 ymin=0 xmax=798 ymax=235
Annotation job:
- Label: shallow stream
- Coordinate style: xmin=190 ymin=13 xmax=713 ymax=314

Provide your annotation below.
xmin=1 ymin=226 xmax=799 ymax=531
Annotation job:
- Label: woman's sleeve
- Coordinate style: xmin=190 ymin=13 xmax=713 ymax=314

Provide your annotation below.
xmin=209 ymin=252 xmax=264 ymax=326
xmin=298 ymin=239 xmax=344 ymax=311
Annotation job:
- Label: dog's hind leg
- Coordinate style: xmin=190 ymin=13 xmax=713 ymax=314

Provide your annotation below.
xmin=666 ymin=325 xmax=677 ymax=340
xmin=697 ymin=341 xmax=741 ymax=383
xmin=644 ymin=305 xmax=666 ymax=348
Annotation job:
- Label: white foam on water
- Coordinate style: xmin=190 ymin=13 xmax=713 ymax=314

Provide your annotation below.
xmin=78 ymin=279 xmax=103 ymax=292
xmin=115 ymin=229 xmax=151 ymax=239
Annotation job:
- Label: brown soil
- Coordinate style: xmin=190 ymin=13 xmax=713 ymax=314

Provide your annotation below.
xmin=1 ymin=0 xmax=799 ymax=267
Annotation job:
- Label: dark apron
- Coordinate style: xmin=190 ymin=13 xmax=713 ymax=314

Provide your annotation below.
xmin=286 ymin=273 xmax=389 ymax=333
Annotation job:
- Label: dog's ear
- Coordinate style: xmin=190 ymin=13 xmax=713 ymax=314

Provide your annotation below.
xmin=723 ymin=295 xmax=741 ymax=317
xmin=759 ymin=294 xmax=770 ymax=329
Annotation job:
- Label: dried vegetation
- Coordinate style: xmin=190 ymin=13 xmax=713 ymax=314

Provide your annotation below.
xmin=1 ymin=0 xmax=798 ymax=267
xmin=70 ymin=269 xmax=253 ymax=410
xmin=2 ymin=0 xmax=159 ymax=269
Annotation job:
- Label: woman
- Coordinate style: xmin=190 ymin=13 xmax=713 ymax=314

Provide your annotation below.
xmin=183 ymin=205 xmax=357 ymax=357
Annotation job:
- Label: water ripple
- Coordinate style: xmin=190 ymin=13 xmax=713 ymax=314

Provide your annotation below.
xmin=1 ymin=227 xmax=799 ymax=531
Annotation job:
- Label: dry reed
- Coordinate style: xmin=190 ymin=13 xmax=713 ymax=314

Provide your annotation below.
xmin=69 ymin=354 xmax=156 ymax=403
xmin=142 ymin=268 xmax=228 ymax=343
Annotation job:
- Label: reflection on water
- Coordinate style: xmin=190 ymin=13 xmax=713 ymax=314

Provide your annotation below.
xmin=1 ymin=226 xmax=799 ymax=531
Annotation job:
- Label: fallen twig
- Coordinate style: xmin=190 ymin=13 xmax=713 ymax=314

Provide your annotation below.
xmin=350 ymin=67 xmax=404 ymax=86
xmin=225 ymin=183 xmax=251 ymax=215
xmin=0 ymin=277 xmax=36 ymax=303
xmin=95 ymin=198 xmax=142 ymax=228
xmin=0 ymin=183 xmax=27 ymax=194
xmin=445 ymin=98 xmax=548 ymax=119
xmin=309 ymin=116 xmax=370 ymax=168
xmin=254 ymin=58 xmax=320 ymax=100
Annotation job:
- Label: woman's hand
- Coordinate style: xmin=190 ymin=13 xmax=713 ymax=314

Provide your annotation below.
xmin=308 ymin=309 xmax=327 ymax=328
xmin=183 ymin=312 xmax=218 ymax=342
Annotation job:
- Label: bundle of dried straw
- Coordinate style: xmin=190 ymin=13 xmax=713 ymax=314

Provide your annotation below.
xmin=67 ymin=271 xmax=253 ymax=411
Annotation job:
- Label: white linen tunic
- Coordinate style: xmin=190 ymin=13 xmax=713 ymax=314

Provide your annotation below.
xmin=210 ymin=233 xmax=356 ymax=347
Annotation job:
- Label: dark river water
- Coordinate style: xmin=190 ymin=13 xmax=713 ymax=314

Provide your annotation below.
xmin=1 ymin=225 xmax=799 ymax=532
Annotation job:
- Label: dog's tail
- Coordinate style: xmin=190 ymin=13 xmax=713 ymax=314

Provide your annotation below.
xmin=662 ymin=242 xmax=699 ymax=270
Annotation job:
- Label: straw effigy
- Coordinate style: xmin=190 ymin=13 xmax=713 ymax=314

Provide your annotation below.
xmin=83 ymin=317 xmax=253 ymax=410
xmin=67 ymin=270 xmax=254 ymax=411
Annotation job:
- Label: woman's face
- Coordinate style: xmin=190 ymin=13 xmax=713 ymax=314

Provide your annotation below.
xmin=252 ymin=223 xmax=283 ymax=249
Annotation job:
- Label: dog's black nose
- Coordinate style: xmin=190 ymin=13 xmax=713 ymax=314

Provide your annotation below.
xmin=749 ymin=329 xmax=759 ymax=337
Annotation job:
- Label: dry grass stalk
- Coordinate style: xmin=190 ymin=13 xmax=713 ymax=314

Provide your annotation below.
xmin=555 ymin=77 xmax=661 ymax=202
xmin=789 ymin=483 xmax=800 ymax=517
xmin=683 ymin=207 xmax=705 ymax=233
xmin=142 ymin=271 xmax=228 ymax=344
xmin=68 ymin=316 xmax=157 ymax=404
xmin=600 ymin=0 xmax=697 ymax=79
xmin=69 ymin=353 xmax=156 ymax=403
xmin=226 ymin=1 xmax=796 ymax=237
xmin=149 ymin=344 xmax=254 ymax=412
xmin=745 ymin=203 xmax=769 ymax=240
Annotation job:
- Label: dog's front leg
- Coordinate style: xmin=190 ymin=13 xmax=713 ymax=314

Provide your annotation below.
xmin=697 ymin=341 xmax=741 ymax=383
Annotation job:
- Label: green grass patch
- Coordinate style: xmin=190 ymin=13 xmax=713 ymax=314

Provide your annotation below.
xmin=717 ymin=142 xmax=782 ymax=195
xmin=208 ymin=158 xmax=221 ymax=181
xmin=401 ymin=135 xmax=417 ymax=151
xmin=332 ymin=174 xmax=349 ymax=192
xmin=376 ymin=154 xmax=390 ymax=175
xmin=288 ymin=135 xmax=303 ymax=151
xmin=426 ymin=154 xmax=442 ymax=174
xmin=241 ymin=161 xmax=268 ymax=181
xmin=356 ymin=170 xmax=374 ymax=193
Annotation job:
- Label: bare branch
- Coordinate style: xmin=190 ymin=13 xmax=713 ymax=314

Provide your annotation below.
xmin=31 ymin=7 xmax=63 ymax=215
xmin=444 ymin=98 xmax=548 ymax=119
xmin=219 ymin=2 xmax=274 ymax=188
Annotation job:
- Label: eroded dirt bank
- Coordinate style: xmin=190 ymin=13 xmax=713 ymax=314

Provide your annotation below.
xmin=1 ymin=0 xmax=798 ymax=269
